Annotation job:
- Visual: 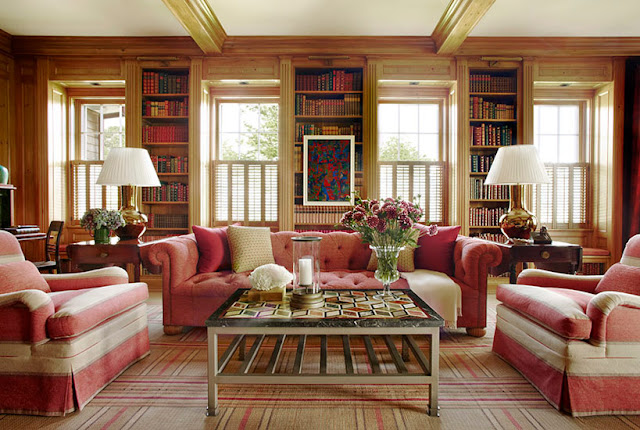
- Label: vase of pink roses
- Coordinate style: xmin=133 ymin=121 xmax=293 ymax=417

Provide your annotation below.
xmin=341 ymin=195 xmax=437 ymax=302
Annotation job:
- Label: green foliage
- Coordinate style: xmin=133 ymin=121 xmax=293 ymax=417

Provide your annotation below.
xmin=221 ymin=104 xmax=279 ymax=161
xmin=103 ymin=126 xmax=125 ymax=159
xmin=379 ymin=136 xmax=434 ymax=162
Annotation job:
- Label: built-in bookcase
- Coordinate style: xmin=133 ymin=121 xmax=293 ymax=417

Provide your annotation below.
xmin=141 ymin=68 xmax=190 ymax=240
xmin=293 ymin=67 xmax=364 ymax=231
xmin=467 ymin=68 xmax=518 ymax=243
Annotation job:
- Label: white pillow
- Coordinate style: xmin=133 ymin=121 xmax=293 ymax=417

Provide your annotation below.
xmin=249 ymin=264 xmax=293 ymax=290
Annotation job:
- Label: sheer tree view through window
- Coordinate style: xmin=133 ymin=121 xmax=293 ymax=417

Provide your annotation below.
xmin=533 ymin=103 xmax=588 ymax=229
xmin=378 ymin=103 xmax=444 ymax=223
xmin=71 ymin=103 xmax=124 ymax=222
xmin=215 ymin=102 xmax=279 ymax=225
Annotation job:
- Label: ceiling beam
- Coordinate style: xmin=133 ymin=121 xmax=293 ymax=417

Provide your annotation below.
xmin=162 ymin=0 xmax=226 ymax=55
xmin=431 ymin=0 xmax=495 ymax=55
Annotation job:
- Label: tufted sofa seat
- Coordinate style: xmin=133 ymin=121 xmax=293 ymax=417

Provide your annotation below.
xmin=142 ymin=229 xmax=501 ymax=336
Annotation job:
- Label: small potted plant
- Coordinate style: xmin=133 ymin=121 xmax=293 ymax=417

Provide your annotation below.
xmin=80 ymin=208 xmax=125 ymax=244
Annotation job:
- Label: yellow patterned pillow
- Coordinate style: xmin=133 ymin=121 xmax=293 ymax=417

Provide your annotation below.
xmin=227 ymin=226 xmax=275 ymax=273
xmin=367 ymin=246 xmax=416 ymax=272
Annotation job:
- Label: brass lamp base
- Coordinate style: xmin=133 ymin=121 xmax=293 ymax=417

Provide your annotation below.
xmin=500 ymin=185 xmax=538 ymax=242
xmin=115 ymin=185 xmax=147 ymax=241
xmin=290 ymin=288 xmax=324 ymax=310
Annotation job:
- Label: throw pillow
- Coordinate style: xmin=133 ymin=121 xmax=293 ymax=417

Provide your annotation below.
xmin=227 ymin=225 xmax=275 ymax=273
xmin=594 ymin=263 xmax=640 ymax=295
xmin=0 ymin=261 xmax=51 ymax=294
xmin=192 ymin=225 xmax=232 ymax=273
xmin=414 ymin=224 xmax=461 ymax=276
xmin=367 ymin=246 xmax=416 ymax=272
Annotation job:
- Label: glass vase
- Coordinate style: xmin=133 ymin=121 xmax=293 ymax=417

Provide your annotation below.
xmin=94 ymin=227 xmax=111 ymax=244
xmin=371 ymin=245 xmax=403 ymax=302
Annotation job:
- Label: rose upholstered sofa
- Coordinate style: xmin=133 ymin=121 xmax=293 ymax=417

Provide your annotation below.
xmin=0 ymin=231 xmax=150 ymax=416
xmin=142 ymin=225 xmax=502 ymax=336
xmin=493 ymin=234 xmax=640 ymax=416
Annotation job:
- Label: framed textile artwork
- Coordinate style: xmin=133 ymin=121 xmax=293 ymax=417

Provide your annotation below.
xmin=303 ymin=135 xmax=355 ymax=206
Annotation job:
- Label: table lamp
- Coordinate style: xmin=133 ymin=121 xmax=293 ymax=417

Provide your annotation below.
xmin=96 ymin=147 xmax=161 ymax=240
xmin=484 ymin=144 xmax=550 ymax=242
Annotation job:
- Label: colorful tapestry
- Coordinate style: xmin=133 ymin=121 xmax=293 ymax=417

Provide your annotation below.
xmin=305 ymin=138 xmax=352 ymax=204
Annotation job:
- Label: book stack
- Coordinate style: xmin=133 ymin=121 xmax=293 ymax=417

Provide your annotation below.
xmin=151 ymin=155 xmax=188 ymax=173
xmin=469 ymin=97 xmax=515 ymax=120
xmin=147 ymin=214 xmax=189 ymax=229
xmin=470 ymin=74 xmax=516 ymax=93
xmin=471 ymin=232 xmax=509 ymax=244
xmin=143 ymin=99 xmax=189 ymax=117
xmin=295 ymin=123 xmax=362 ymax=142
xmin=2 ymin=225 xmax=40 ymax=235
xmin=295 ymin=70 xmax=362 ymax=91
xmin=295 ymin=94 xmax=362 ymax=116
xmin=142 ymin=72 xmax=189 ymax=94
xmin=142 ymin=125 xmax=188 ymax=143
xmin=142 ymin=182 xmax=189 ymax=202
xmin=470 ymin=124 xmax=513 ymax=146
xmin=469 ymin=207 xmax=506 ymax=227
xmin=469 ymin=178 xmax=510 ymax=200
xmin=470 ymin=154 xmax=495 ymax=172
xmin=294 ymin=205 xmax=351 ymax=225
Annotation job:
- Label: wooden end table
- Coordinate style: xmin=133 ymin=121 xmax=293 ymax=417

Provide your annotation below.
xmin=66 ymin=237 xmax=143 ymax=282
xmin=495 ymin=241 xmax=583 ymax=283
xmin=206 ymin=289 xmax=444 ymax=417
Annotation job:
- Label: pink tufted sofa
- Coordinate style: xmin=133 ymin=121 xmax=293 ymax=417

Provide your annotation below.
xmin=142 ymin=230 xmax=502 ymax=336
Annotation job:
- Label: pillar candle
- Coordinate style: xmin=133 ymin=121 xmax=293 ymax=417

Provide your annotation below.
xmin=299 ymin=258 xmax=313 ymax=285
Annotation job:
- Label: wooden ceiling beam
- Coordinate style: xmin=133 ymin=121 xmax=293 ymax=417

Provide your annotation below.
xmin=431 ymin=0 xmax=495 ymax=55
xmin=162 ymin=0 xmax=226 ymax=55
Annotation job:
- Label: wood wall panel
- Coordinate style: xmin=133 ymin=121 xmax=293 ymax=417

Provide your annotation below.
xmin=458 ymin=37 xmax=640 ymax=57
xmin=379 ymin=58 xmax=456 ymax=81
xmin=533 ymin=58 xmax=613 ymax=82
xmin=0 ymin=53 xmax=12 ymax=171
xmin=203 ymin=57 xmax=279 ymax=80
xmin=49 ymin=57 xmax=124 ymax=80
xmin=189 ymin=58 xmax=204 ymax=227
xmin=278 ymin=57 xmax=293 ymax=231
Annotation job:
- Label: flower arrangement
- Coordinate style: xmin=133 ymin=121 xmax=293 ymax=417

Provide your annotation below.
xmin=340 ymin=195 xmax=435 ymax=248
xmin=80 ymin=208 xmax=125 ymax=232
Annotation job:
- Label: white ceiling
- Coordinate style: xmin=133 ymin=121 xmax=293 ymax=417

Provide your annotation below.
xmin=0 ymin=0 xmax=638 ymax=37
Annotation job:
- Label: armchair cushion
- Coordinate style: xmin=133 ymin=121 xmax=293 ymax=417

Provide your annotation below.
xmin=46 ymin=283 xmax=148 ymax=339
xmin=497 ymin=283 xmax=593 ymax=339
xmin=0 ymin=261 xmax=51 ymax=294
xmin=594 ymin=263 xmax=640 ymax=295
xmin=414 ymin=225 xmax=460 ymax=276
xmin=192 ymin=225 xmax=232 ymax=273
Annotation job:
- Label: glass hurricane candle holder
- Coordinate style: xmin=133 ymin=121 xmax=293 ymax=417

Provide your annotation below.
xmin=290 ymin=236 xmax=323 ymax=309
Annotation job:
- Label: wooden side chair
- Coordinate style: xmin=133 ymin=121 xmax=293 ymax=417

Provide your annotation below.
xmin=34 ymin=220 xmax=64 ymax=273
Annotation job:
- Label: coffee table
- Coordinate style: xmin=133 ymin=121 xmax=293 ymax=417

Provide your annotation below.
xmin=205 ymin=289 xmax=444 ymax=417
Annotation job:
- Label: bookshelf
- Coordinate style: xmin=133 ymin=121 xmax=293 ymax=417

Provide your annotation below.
xmin=293 ymin=67 xmax=364 ymax=231
xmin=467 ymin=69 xmax=518 ymax=244
xmin=141 ymin=68 xmax=190 ymax=239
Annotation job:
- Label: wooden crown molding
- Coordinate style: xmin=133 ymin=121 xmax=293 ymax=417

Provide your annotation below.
xmin=458 ymin=37 xmax=640 ymax=57
xmin=11 ymin=36 xmax=202 ymax=57
xmin=431 ymin=0 xmax=495 ymax=55
xmin=0 ymin=29 xmax=11 ymax=55
xmin=162 ymin=0 xmax=226 ymax=55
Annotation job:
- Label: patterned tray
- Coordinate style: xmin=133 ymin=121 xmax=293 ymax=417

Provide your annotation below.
xmin=220 ymin=290 xmax=432 ymax=320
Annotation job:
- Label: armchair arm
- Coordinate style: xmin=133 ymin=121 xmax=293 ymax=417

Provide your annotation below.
xmin=0 ymin=290 xmax=54 ymax=343
xmin=453 ymin=236 xmax=502 ymax=291
xmin=587 ymin=291 xmax=640 ymax=346
xmin=517 ymin=269 xmax=602 ymax=293
xmin=42 ymin=267 xmax=130 ymax=291
xmin=140 ymin=234 xmax=199 ymax=294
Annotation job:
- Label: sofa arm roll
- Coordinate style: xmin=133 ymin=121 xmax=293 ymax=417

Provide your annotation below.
xmin=516 ymin=269 xmax=602 ymax=292
xmin=587 ymin=291 xmax=640 ymax=346
xmin=141 ymin=234 xmax=199 ymax=291
xmin=42 ymin=267 xmax=130 ymax=291
xmin=0 ymin=290 xmax=54 ymax=343
xmin=453 ymin=237 xmax=502 ymax=290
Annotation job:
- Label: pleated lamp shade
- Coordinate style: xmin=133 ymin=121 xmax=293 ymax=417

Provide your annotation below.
xmin=485 ymin=145 xmax=551 ymax=185
xmin=96 ymin=147 xmax=161 ymax=187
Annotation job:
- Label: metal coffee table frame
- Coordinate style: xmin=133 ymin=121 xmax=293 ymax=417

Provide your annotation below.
xmin=206 ymin=289 xmax=444 ymax=417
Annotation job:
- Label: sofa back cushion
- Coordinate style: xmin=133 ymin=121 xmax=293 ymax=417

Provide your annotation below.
xmin=594 ymin=263 xmax=640 ymax=295
xmin=192 ymin=225 xmax=232 ymax=273
xmin=414 ymin=225 xmax=461 ymax=276
xmin=0 ymin=260 xmax=51 ymax=294
xmin=271 ymin=231 xmax=371 ymax=271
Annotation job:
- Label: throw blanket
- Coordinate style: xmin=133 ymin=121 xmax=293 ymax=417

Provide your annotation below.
xmin=401 ymin=269 xmax=462 ymax=328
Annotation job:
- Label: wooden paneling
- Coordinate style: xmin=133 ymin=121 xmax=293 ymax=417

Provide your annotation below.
xmin=12 ymin=36 xmax=202 ymax=57
xmin=278 ymin=57 xmax=294 ymax=231
xmin=458 ymin=37 xmax=640 ymax=57
xmin=124 ymin=60 xmax=141 ymax=149
xmin=162 ymin=0 xmax=226 ymax=55
xmin=49 ymin=58 xmax=124 ymax=80
xmin=364 ymin=58 xmax=380 ymax=200
xmin=0 ymin=29 xmax=11 ymax=55
xmin=533 ymin=58 xmax=613 ymax=82
xmin=189 ymin=58 xmax=204 ymax=226
xmin=379 ymin=58 xmax=456 ymax=81
xmin=611 ymin=58 xmax=625 ymax=261
xmin=431 ymin=0 xmax=496 ymax=55
xmin=521 ymin=59 xmax=534 ymax=146
xmin=593 ymin=84 xmax=613 ymax=254
xmin=456 ymin=58 xmax=470 ymax=234
xmin=0 ymin=53 xmax=13 ymax=171
xmin=203 ymin=57 xmax=279 ymax=80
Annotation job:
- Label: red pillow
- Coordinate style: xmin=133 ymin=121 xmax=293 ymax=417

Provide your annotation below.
xmin=414 ymin=225 xmax=461 ymax=276
xmin=192 ymin=226 xmax=232 ymax=273
xmin=594 ymin=263 xmax=640 ymax=295
xmin=0 ymin=261 xmax=51 ymax=294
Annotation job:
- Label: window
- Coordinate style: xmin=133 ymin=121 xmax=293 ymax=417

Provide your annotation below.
xmin=70 ymin=100 xmax=125 ymax=222
xmin=213 ymin=100 xmax=279 ymax=226
xmin=533 ymin=101 xmax=589 ymax=229
xmin=378 ymin=101 xmax=445 ymax=223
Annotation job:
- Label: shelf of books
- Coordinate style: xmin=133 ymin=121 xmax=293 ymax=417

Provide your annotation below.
xmin=293 ymin=67 xmax=364 ymax=232
xmin=467 ymin=69 xmax=518 ymax=244
xmin=141 ymin=68 xmax=190 ymax=240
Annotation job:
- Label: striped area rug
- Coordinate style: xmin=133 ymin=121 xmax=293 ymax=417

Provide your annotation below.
xmin=2 ymin=300 xmax=640 ymax=429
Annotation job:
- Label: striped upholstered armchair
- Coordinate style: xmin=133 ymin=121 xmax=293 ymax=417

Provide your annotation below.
xmin=493 ymin=234 xmax=640 ymax=416
xmin=0 ymin=230 xmax=150 ymax=416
